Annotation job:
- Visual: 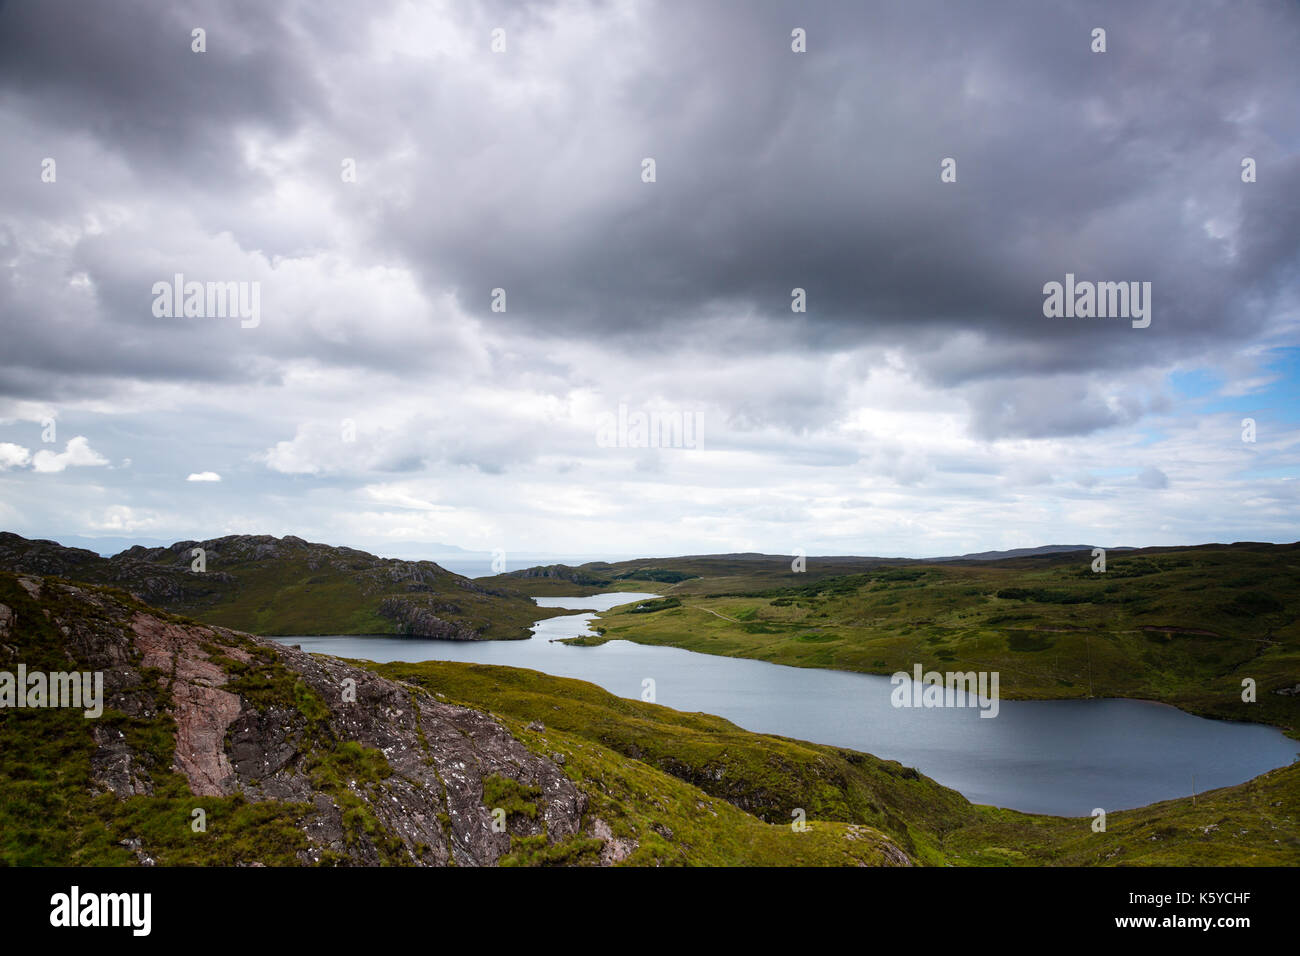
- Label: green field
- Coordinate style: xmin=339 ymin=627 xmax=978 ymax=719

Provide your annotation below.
xmin=499 ymin=544 xmax=1300 ymax=737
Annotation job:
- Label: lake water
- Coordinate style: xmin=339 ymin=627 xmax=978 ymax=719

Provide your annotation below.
xmin=276 ymin=593 xmax=1298 ymax=816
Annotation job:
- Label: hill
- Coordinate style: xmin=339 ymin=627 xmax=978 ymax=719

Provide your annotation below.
xmin=548 ymin=542 xmax=1300 ymax=736
xmin=482 ymin=546 xmax=1131 ymax=596
xmin=2 ymin=569 xmax=1295 ymax=866
xmin=0 ymin=570 xmax=914 ymax=866
xmin=0 ymin=532 xmax=557 ymax=640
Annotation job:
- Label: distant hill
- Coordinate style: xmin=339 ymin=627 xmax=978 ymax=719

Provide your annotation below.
xmin=0 ymin=532 xmax=556 ymax=640
xmin=535 ymin=541 xmax=1300 ymax=737
xmin=50 ymin=534 xmax=174 ymax=557
xmin=483 ymin=545 xmax=1182 ymax=594
xmin=931 ymin=544 xmax=1136 ymax=562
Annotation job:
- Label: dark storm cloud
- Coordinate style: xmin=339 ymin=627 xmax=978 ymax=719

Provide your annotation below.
xmin=0 ymin=0 xmax=343 ymax=400
xmin=0 ymin=0 xmax=1296 ymax=436
xmin=377 ymin=0 xmax=1300 ymax=375
xmin=0 ymin=0 xmax=326 ymax=189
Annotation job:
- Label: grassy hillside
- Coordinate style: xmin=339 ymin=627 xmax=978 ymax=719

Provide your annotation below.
xmin=2 ymin=568 xmax=1295 ymax=866
xmin=0 ymin=532 xmax=561 ymax=640
xmin=482 ymin=553 xmax=918 ymax=596
xmin=0 ymin=572 xmax=908 ymax=867
xmin=0 ymin=572 xmax=317 ymax=865
xmin=372 ymin=658 xmax=1300 ymax=865
xmin=525 ymin=544 xmax=1300 ymax=736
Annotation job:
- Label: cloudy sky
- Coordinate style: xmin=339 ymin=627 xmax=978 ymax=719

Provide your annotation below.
xmin=1 ymin=0 xmax=1297 ymax=562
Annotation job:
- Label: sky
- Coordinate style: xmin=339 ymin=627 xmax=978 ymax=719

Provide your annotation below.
xmin=0 ymin=0 xmax=1298 ymax=563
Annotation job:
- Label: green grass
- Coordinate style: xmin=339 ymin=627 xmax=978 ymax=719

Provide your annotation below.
xmin=626 ymin=597 xmax=681 ymax=614
xmin=0 ymin=571 xmax=914 ymax=867
xmin=482 ymin=773 xmax=541 ymax=820
xmin=0 ymin=572 xmax=408 ymax=866
xmin=160 ymin=551 xmax=559 ymax=640
xmin=6 ymin=546 xmax=1298 ymax=868
xmin=0 ymin=532 xmax=568 ymax=640
xmin=371 ymin=657 xmax=1300 ymax=866
xmin=0 ymin=575 xmax=314 ymax=866
xmin=567 ymin=544 xmax=1300 ymax=738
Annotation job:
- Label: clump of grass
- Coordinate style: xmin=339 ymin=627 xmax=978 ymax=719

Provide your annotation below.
xmin=501 ymin=833 xmax=604 ymax=866
xmin=482 ymin=773 xmax=540 ymax=820
xmin=627 ymin=597 xmax=681 ymax=614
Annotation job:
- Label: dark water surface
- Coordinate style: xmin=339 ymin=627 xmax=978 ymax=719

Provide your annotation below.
xmin=277 ymin=593 xmax=1298 ymax=815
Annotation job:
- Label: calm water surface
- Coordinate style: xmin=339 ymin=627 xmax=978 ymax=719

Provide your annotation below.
xmin=277 ymin=593 xmax=1298 ymax=815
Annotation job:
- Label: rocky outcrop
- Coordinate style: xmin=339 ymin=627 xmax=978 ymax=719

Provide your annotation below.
xmin=504 ymin=564 xmax=612 ymax=587
xmin=377 ymin=596 xmax=482 ymax=640
xmin=0 ymin=533 xmax=103 ymax=577
xmin=2 ymin=573 xmax=588 ymax=866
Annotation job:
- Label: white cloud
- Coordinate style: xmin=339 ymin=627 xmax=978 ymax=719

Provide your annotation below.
xmin=0 ymin=402 xmax=57 ymax=426
xmin=0 ymin=443 xmax=32 ymax=470
xmin=89 ymin=506 xmax=169 ymax=533
xmin=30 ymin=437 xmax=109 ymax=473
xmin=0 ymin=2 xmax=1296 ymax=558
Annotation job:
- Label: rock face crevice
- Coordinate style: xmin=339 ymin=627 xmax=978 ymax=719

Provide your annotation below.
xmin=8 ymin=574 xmax=587 ymax=866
